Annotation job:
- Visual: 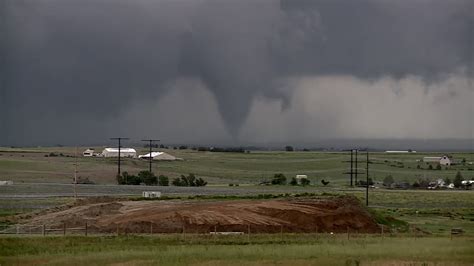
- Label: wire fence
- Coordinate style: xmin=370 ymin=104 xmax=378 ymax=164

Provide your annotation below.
xmin=0 ymin=223 xmax=466 ymax=240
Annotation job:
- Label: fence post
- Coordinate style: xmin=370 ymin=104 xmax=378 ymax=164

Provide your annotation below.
xmin=347 ymin=227 xmax=349 ymax=240
xmin=280 ymin=225 xmax=283 ymax=241
xmin=150 ymin=222 xmax=153 ymax=235
xmin=182 ymin=224 xmax=186 ymax=241
xmin=116 ymin=224 xmax=119 ymax=236
xmin=85 ymin=222 xmax=88 ymax=236
xmin=381 ymin=225 xmax=384 ymax=239
xmin=63 ymin=222 xmax=66 ymax=236
xmin=42 ymin=224 xmax=46 ymax=236
xmin=247 ymin=224 xmax=250 ymax=242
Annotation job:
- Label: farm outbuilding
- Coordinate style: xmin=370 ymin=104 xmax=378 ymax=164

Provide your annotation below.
xmin=83 ymin=149 xmax=95 ymax=157
xmin=101 ymin=148 xmax=137 ymax=158
xmin=139 ymin=152 xmax=177 ymax=161
xmin=296 ymin=175 xmax=308 ymax=180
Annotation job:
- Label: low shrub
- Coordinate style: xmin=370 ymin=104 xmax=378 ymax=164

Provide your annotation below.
xmin=271 ymin=173 xmax=287 ymax=185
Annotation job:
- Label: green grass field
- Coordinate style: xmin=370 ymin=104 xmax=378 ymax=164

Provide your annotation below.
xmin=1 ymin=147 xmax=473 ymax=265
xmin=1 ymin=147 xmax=473 ymax=185
xmin=1 ymin=235 xmax=473 ymax=265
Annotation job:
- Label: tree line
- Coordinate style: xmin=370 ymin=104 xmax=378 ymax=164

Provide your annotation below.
xmin=116 ymin=171 xmax=207 ymax=187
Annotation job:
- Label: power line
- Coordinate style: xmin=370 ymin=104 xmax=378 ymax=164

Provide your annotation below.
xmin=141 ymin=139 xmax=160 ymax=173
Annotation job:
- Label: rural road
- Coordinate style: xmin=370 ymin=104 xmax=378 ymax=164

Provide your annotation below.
xmin=0 ymin=182 xmax=360 ymax=198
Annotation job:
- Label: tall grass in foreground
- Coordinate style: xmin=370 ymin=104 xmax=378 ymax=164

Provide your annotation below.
xmin=0 ymin=235 xmax=472 ymax=265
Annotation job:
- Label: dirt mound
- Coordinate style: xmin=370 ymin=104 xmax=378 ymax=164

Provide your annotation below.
xmin=5 ymin=196 xmax=123 ymax=224
xmin=22 ymin=196 xmax=380 ymax=234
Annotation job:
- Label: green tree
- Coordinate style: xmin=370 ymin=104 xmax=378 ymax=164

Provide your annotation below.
xmin=418 ymin=178 xmax=431 ymax=188
xmin=300 ymin=178 xmax=310 ymax=186
xmin=195 ymin=177 xmax=207 ymax=187
xmin=444 ymin=177 xmax=452 ymax=185
xmin=436 ymin=164 xmax=442 ymax=170
xmin=271 ymin=173 xmax=287 ymax=185
xmin=285 ymin=146 xmax=294 ymax=152
xmin=172 ymin=178 xmax=184 ymax=186
xmin=290 ymin=177 xmax=298 ymax=186
xmin=412 ymin=181 xmax=420 ymax=188
xmin=180 ymin=175 xmax=190 ymax=186
xmin=185 ymin=173 xmax=197 ymax=186
xmin=127 ymin=174 xmax=141 ymax=185
xmin=138 ymin=171 xmax=158 ymax=185
xmin=172 ymin=174 xmax=206 ymax=187
xmin=453 ymin=171 xmax=463 ymax=188
xmin=428 ymin=164 xmax=433 ymax=170
xmin=158 ymin=175 xmax=169 ymax=186
xmin=383 ymin=175 xmax=394 ymax=187
xmin=116 ymin=172 xmax=126 ymax=185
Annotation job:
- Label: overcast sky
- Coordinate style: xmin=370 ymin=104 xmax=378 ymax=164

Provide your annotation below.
xmin=1 ymin=0 xmax=473 ymax=147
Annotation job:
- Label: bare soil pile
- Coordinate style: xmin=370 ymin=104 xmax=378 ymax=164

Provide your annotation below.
xmin=22 ymin=196 xmax=380 ymax=233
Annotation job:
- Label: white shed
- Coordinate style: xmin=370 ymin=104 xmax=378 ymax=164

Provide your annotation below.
xmin=102 ymin=148 xmax=137 ymax=158
xmin=139 ymin=152 xmax=177 ymax=161
xmin=296 ymin=175 xmax=308 ymax=180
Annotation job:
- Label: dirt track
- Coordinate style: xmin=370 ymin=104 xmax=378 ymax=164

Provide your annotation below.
xmin=21 ymin=196 xmax=380 ymax=234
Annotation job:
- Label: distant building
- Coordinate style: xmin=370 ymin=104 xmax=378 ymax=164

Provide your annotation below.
xmin=83 ymin=148 xmax=95 ymax=157
xmin=385 ymin=150 xmax=416 ymax=153
xmin=423 ymin=156 xmax=451 ymax=166
xmin=102 ymin=148 xmax=137 ymax=158
xmin=139 ymin=152 xmax=177 ymax=161
xmin=296 ymin=175 xmax=308 ymax=180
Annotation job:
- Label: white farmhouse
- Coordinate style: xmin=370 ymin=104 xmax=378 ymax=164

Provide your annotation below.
xmin=423 ymin=155 xmax=451 ymax=166
xmin=102 ymin=148 xmax=137 ymax=158
xmin=439 ymin=156 xmax=451 ymax=166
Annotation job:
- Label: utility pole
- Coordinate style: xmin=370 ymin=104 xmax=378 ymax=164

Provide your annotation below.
xmin=141 ymin=139 xmax=160 ymax=173
xmin=366 ymin=149 xmax=369 ymax=206
xmin=74 ymin=146 xmax=78 ymax=198
xmin=342 ymin=149 xmax=354 ymax=187
xmin=110 ymin=137 xmax=129 ymax=176
xmin=350 ymin=150 xmax=353 ymax=187
xmin=355 ymin=149 xmax=358 ymax=185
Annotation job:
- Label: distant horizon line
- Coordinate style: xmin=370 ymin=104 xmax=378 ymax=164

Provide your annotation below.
xmin=1 ymin=138 xmax=472 ymax=152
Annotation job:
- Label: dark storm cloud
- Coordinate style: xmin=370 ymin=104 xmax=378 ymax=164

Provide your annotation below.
xmin=1 ymin=0 xmax=472 ymax=145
